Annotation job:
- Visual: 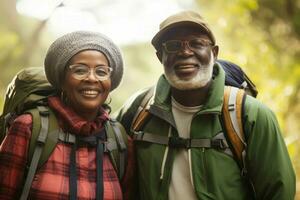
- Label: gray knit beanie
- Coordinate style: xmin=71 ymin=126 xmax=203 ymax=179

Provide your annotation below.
xmin=44 ymin=31 xmax=123 ymax=91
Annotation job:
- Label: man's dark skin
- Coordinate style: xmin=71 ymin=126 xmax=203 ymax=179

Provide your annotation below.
xmin=157 ymin=25 xmax=219 ymax=107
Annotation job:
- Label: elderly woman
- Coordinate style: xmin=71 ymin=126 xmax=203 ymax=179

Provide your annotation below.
xmin=0 ymin=31 xmax=134 ymax=200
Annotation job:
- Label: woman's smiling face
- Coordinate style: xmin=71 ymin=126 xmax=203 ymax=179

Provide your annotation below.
xmin=62 ymin=50 xmax=111 ymax=120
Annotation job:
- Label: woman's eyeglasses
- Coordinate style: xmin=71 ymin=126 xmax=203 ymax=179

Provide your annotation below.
xmin=68 ymin=64 xmax=113 ymax=81
xmin=162 ymin=39 xmax=213 ymax=53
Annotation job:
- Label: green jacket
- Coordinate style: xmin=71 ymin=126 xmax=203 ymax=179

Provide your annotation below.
xmin=116 ymin=64 xmax=295 ymax=200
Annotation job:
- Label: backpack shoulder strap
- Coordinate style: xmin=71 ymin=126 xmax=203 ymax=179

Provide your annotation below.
xmin=20 ymin=105 xmax=53 ymax=200
xmin=27 ymin=106 xmax=60 ymax=168
xmin=131 ymin=86 xmax=155 ymax=132
xmin=106 ymin=119 xmax=128 ymax=180
xmin=222 ymin=86 xmax=247 ymax=174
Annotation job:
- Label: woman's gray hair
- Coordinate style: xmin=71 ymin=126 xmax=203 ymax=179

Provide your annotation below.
xmin=44 ymin=31 xmax=123 ymax=91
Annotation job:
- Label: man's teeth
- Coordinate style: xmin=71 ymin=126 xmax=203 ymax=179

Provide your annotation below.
xmin=82 ymin=90 xmax=99 ymax=95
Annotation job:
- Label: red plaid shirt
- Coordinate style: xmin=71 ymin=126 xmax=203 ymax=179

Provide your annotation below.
xmin=0 ymin=96 xmax=135 ymax=200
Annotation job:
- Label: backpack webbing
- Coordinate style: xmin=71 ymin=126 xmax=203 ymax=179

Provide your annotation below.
xmin=20 ymin=105 xmax=50 ymax=200
xmin=108 ymin=119 xmax=128 ymax=179
xmin=222 ymin=86 xmax=247 ymax=172
xmin=131 ymin=86 xmax=155 ymax=131
xmin=27 ymin=107 xmax=59 ymax=169
xmin=131 ymin=86 xmax=247 ymax=172
xmin=20 ymin=107 xmax=127 ymax=200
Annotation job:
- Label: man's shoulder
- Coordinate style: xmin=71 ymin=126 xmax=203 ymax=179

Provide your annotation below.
xmin=114 ymin=86 xmax=155 ymax=132
xmin=122 ymin=86 xmax=154 ymax=110
xmin=243 ymin=94 xmax=277 ymax=121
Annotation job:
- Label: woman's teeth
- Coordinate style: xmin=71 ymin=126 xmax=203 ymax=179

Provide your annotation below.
xmin=81 ymin=90 xmax=99 ymax=97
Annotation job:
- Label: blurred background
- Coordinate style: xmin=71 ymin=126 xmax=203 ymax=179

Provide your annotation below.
xmin=0 ymin=0 xmax=299 ymax=197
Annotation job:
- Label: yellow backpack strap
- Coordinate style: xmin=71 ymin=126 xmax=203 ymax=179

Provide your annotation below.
xmin=131 ymin=86 xmax=155 ymax=132
xmin=222 ymin=86 xmax=247 ymax=174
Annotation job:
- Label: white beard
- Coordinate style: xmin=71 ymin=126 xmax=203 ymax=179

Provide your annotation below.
xmin=164 ymin=52 xmax=215 ymax=90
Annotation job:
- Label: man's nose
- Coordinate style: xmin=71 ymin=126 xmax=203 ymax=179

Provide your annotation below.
xmin=178 ymin=41 xmax=194 ymax=56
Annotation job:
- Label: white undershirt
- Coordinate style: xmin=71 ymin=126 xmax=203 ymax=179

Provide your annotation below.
xmin=169 ymin=97 xmax=202 ymax=200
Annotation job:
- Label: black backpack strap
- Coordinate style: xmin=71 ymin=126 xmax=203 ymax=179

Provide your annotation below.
xmin=69 ymin=139 xmax=78 ymax=200
xmin=20 ymin=105 xmax=49 ymax=200
xmin=109 ymin=119 xmax=127 ymax=180
xmin=133 ymin=131 xmax=232 ymax=156
xmin=96 ymin=137 xmax=104 ymax=200
xmin=68 ymin=129 xmax=106 ymax=200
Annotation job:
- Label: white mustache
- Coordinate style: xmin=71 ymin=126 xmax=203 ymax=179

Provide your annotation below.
xmin=165 ymin=52 xmax=215 ymax=90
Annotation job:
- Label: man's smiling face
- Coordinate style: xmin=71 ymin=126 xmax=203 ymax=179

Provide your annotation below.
xmin=161 ymin=26 xmax=218 ymax=90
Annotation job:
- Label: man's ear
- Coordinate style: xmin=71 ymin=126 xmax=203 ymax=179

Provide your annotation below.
xmin=212 ymin=45 xmax=219 ymax=60
xmin=156 ymin=51 xmax=162 ymax=63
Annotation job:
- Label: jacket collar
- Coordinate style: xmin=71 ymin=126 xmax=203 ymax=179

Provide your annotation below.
xmin=152 ymin=63 xmax=225 ymax=115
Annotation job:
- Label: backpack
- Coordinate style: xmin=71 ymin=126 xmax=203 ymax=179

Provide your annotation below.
xmin=0 ymin=67 xmax=128 ymax=200
xmin=217 ymin=59 xmax=258 ymax=97
xmin=130 ymin=60 xmax=258 ymax=178
xmin=0 ymin=67 xmax=55 ymax=141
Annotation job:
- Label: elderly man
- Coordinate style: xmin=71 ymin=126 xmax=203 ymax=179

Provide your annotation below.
xmin=116 ymin=11 xmax=295 ymax=200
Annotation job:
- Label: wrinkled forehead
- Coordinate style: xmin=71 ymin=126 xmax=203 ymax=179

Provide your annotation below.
xmin=160 ymin=25 xmax=212 ymax=43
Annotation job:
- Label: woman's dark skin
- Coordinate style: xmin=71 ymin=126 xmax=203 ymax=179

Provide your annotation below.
xmin=62 ymin=50 xmax=111 ymax=121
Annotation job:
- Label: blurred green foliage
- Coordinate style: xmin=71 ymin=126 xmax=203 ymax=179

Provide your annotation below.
xmin=0 ymin=0 xmax=299 ymax=197
xmin=196 ymin=0 xmax=300 ymax=197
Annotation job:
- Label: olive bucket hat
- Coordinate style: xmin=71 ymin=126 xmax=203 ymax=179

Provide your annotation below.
xmin=151 ymin=10 xmax=216 ymax=50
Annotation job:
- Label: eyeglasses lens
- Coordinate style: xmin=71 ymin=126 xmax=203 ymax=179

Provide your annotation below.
xmin=69 ymin=65 xmax=112 ymax=81
xmin=163 ymin=39 xmax=212 ymax=53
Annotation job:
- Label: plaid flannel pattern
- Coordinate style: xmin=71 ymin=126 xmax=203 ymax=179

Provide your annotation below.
xmin=0 ymin=98 xmax=129 ymax=199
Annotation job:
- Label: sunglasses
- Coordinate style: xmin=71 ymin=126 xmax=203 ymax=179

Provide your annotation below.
xmin=68 ymin=64 xmax=113 ymax=81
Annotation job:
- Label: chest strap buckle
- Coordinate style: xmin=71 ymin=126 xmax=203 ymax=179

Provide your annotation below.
xmin=168 ymin=137 xmax=190 ymax=149
xmin=211 ymin=139 xmax=228 ymax=150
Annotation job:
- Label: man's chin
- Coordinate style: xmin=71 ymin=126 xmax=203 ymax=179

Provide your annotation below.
xmin=168 ymin=79 xmax=211 ymax=90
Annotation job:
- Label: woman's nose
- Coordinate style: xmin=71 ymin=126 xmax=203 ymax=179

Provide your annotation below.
xmin=86 ymin=70 xmax=98 ymax=82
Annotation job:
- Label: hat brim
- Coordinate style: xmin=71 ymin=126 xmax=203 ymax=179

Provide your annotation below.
xmin=151 ymin=21 xmax=214 ymax=50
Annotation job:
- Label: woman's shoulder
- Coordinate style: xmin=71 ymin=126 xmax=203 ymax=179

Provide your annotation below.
xmin=13 ymin=113 xmax=33 ymax=125
xmin=1 ymin=114 xmax=33 ymax=148
xmin=9 ymin=114 xmax=33 ymax=135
